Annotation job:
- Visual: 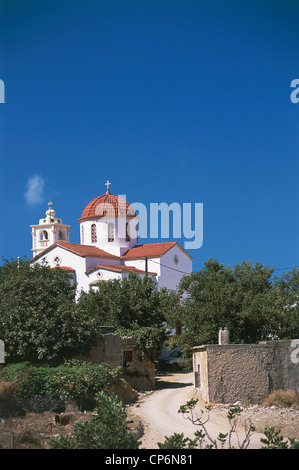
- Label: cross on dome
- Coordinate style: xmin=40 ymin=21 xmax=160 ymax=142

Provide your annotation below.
xmin=105 ymin=180 xmax=111 ymax=194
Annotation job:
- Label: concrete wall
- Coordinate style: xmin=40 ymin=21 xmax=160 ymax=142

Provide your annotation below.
xmin=76 ymin=333 xmax=155 ymax=391
xmin=193 ymin=340 xmax=299 ymax=404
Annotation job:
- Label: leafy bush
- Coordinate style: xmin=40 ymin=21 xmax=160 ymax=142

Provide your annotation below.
xmin=16 ymin=360 xmax=120 ymax=408
xmin=0 ymin=258 xmax=96 ymax=364
xmin=158 ymin=432 xmax=201 ymax=449
xmin=261 ymin=427 xmax=299 ymax=449
xmin=116 ymin=326 xmax=166 ymax=360
xmin=0 ymin=362 xmax=31 ymax=382
xmin=49 ymin=391 xmax=140 ymax=449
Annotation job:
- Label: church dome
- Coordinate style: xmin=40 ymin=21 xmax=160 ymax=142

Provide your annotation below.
xmin=78 ymin=182 xmax=136 ymax=222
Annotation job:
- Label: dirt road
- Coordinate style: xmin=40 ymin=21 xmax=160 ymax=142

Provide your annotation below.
xmin=128 ymin=372 xmax=265 ymax=449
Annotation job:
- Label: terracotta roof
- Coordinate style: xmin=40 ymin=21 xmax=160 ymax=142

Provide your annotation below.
xmin=50 ymin=266 xmax=75 ymax=272
xmin=78 ymin=193 xmax=136 ymax=222
xmin=31 ymin=241 xmax=120 ymax=261
xmin=121 ymin=242 xmax=178 ymax=259
xmin=86 ymin=263 xmax=156 ymax=275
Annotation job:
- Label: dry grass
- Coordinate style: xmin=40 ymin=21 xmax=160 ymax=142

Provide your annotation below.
xmin=0 ymin=380 xmax=20 ymax=398
xmin=261 ymin=389 xmax=299 ymax=410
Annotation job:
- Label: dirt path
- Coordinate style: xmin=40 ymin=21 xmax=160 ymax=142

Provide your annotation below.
xmin=128 ymin=372 xmax=267 ymax=449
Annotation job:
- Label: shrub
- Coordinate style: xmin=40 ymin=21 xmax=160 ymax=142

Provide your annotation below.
xmin=49 ymin=391 xmax=140 ymax=449
xmin=16 ymin=360 xmax=121 ymax=409
xmin=0 ymin=362 xmax=31 ymax=382
xmin=262 ymin=389 xmax=299 ymax=410
xmin=261 ymin=427 xmax=299 ymax=449
xmin=116 ymin=326 xmax=166 ymax=360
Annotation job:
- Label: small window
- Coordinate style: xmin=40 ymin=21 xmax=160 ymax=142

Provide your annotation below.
xmin=58 ymin=230 xmax=64 ymax=240
xmin=91 ymin=224 xmax=97 ymax=243
xmin=108 ymin=222 xmax=114 ymax=242
xmin=40 ymin=230 xmax=48 ymax=240
xmin=126 ymin=222 xmax=130 ymax=242
xmin=54 ymin=256 xmax=61 ymax=266
xmin=195 ymin=364 xmax=201 ymax=389
xmin=123 ymin=350 xmax=133 ymax=370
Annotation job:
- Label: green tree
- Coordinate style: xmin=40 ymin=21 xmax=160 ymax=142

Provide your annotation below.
xmin=168 ymin=259 xmax=298 ymax=351
xmin=77 ymin=272 xmax=167 ymax=329
xmin=49 ymin=391 xmax=140 ymax=449
xmin=76 ymin=272 xmax=176 ymax=360
xmin=0 ymin=258 xmax=96 ymax=364
xmin=271 ymin=268 xmax=299 ymax=339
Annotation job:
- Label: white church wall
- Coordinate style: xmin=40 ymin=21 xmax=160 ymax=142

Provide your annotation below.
xmin=32 ymin=246 xmax=87 ymax=291
xmin=86 ymin=268 xmax=122 ymax=286
xmin=29 ymin=193 xmax=193 ymax=297
xmin=80 ymin=217 xmax=137 ymax=257
xmin=158 ymin=246 xmax=192 ymax=291
xmin=123 ymin=258 xmax=161 ymax=277
xmin=84 ymin=256 xmax=120 ymax=273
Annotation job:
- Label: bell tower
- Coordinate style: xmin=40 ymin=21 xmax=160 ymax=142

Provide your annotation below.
xmin=30 ymin=200 xmax=71 ymax=258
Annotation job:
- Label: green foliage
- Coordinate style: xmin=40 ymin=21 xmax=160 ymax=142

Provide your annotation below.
xmin=272 ymin=268 xmax=299 ymax=339
xmin=77 ymin=272 xmax=174 ymax=361
xmin=261 ymin=427 xmax=299 ymax=449
xmin=17 ymin=360 xmax=120 ymax=407
xmin=178 ymin=397 xmax=199 ymax=414
xmin=77 ymin=272 xmax=172 ymax=330
xmin=0 ymin=258 xmax=96 ymax=364
xmin=0 ymin=362 xmax=31 ymax=382
xmin=169 ymin=259 xmax=299 ymax=350
xmin=158 ymin=432 xmax=200 ymax=449
xmin=49 ymin=391 xmax=140 ymax=449
xmin=117 ymin=326 xmax=166 ymax=360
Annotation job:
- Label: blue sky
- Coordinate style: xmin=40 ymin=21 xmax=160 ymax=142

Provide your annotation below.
xmin=0 ymin=0 xmax=298 ymax=275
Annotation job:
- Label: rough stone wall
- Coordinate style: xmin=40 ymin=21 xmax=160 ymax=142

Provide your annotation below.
xmin=76 ymin=333 xmax=155 ymax=390
xmin=193 ymin=340 xmax=299 ymax=404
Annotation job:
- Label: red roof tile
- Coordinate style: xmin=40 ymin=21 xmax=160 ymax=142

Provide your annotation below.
xmin=78 ymin=193 xmax=136 ymax=222
xmin=86 ymin=263 xmax=156 ymax=275
xmin=50 ymin=266 xmax=75 ymax=272
xmin=32 ymin=241 xmax=120 ymax=261
xmin=121 ymin=242 xmax=178 ymax=259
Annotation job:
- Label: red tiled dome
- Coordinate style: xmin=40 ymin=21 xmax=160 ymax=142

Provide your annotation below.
xmin=78 ymin=193 xmax=136 ymax=222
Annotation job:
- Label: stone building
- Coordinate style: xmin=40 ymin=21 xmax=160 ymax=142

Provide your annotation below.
xmin=193 ymin=335 xmax=299 ymax=404
xmin=76 ymin=330 xmax=155 ymax=391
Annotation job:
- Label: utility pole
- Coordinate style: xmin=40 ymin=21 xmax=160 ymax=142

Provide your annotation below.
xmin=145 ymin=257 xmax=148 ymax=276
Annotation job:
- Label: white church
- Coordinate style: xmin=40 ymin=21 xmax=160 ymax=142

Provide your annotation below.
xmin=30 ymin=181 xmax=193 ymax=295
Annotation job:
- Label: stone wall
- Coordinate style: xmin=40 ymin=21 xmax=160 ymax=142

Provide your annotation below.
xmin=193 ymin=340 xmax=299 ymax=404
xmin=76 ymin=333 xmax=155 ymax=391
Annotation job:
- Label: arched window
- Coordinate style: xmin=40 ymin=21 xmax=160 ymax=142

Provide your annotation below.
xmin=108 ymin=222 xmax=114 ymax=242
xmin=126 ymin=222 xmax=130 ymax=242
xmin=91 ymin=224 xmax=97 ymax=243
xmin=40 ymin=230 xmax=48 ymax=240
xmin=58 ymin=230 xmax=64 ymax=240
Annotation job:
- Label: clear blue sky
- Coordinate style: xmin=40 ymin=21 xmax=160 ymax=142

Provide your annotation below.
xmin=0 ymin=0 xmax=298 ymax=274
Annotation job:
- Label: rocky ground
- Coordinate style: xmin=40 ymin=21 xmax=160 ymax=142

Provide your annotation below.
xmin=0 ymin=377 xmax=140 ymax=449
xmin=0 ymin=373 xmax=298 ymax=449
xmin=238 ymin=404 xmax=299 ymax=441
